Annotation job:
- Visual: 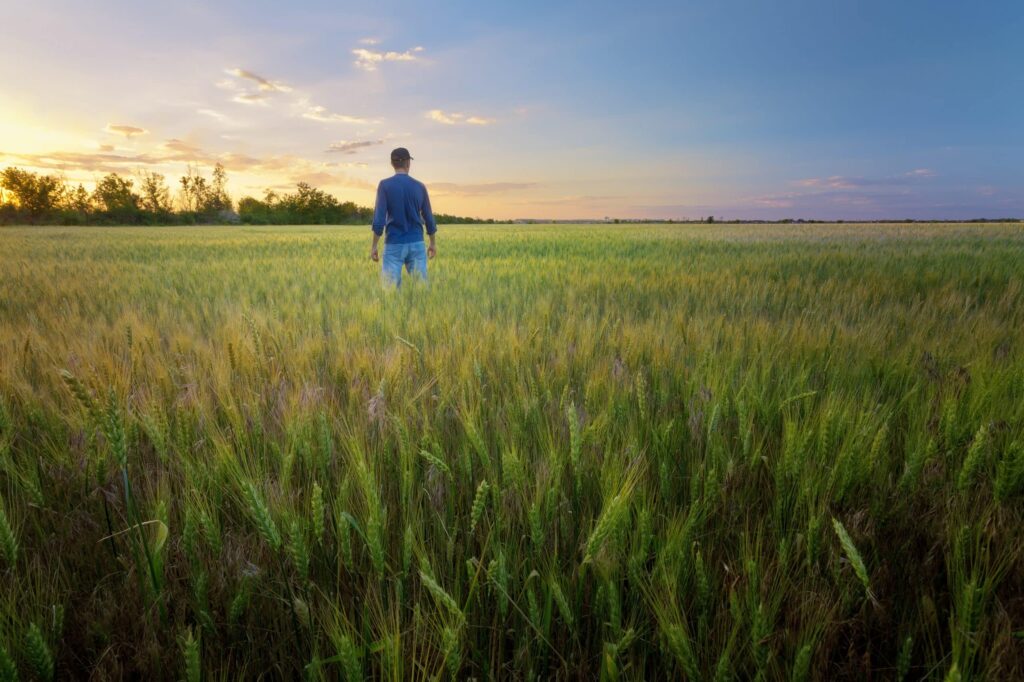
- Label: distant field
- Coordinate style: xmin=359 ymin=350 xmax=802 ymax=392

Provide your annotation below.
xmin=0 ymin=223 xmax=1023 ymax=679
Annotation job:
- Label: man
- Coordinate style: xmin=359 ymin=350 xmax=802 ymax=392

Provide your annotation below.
xmin=370 ymin=147 xmax=437 ymax=286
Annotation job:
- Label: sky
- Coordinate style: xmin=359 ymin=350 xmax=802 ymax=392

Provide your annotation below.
xmin=1 ymin=0 xmax=1022 ymax=220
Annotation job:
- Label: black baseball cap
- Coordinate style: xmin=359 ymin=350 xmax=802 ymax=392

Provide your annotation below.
xmin=390 ymin=147 xmax=413 ymax=162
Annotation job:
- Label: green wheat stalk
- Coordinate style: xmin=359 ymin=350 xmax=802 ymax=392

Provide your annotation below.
xmin=180 ymin=628 xmax=201 ymax=682
xmin=243 ymin=482 xmax=281 ymax=551
xmin=469 ymin=479 xmax=490 ymax=534
xmin=419 ymin=571 xmax=465 ymax=626
xmin=24 ymin=623 xmax=54 ymax=682
xmin=0 ymin=496 xmax=17 ymax=566
xmin=0 ymin=643 xmax=16 ymax=682
xmin=832 ymin=518 xmax=874 ymax=602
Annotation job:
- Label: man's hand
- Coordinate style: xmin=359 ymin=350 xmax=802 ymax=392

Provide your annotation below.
xmin=427 ymin=243 xmax=436 ymax=259
xmin=370 ymin=233 xmax=382 ymax=262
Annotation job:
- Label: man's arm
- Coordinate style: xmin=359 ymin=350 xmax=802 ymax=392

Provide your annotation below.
xmin=370 ymin=181 xmax=386 ymax=261
xmin=422 ymin=185 xmax=437 ymax=259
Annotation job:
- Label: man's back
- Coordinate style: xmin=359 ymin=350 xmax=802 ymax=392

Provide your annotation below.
xmin=369 ymin=147 xmax=437 ymax=286
xmin=373 ymin=173 xmax=437 ymax=244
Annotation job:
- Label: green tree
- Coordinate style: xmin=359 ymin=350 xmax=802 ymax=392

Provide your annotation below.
xmin=92 ymin=173 xmax=140 ymax=222
xmin=280 ymin=182 xmax=340 ymax=224
xmin=208 ymin=162 xmax=232 ymax=213
xmin=178 ymin=163 xmax=233 ymax=218
xmin=238 ymin=196 xmax=273 ymax=224
xmin=0 ymin=167 xmax=63 ymax=217
xmin=56 ymin=183 xmax=93 ymax=224
xmin=178 ymin=165 xmax=210 ymax=214
xmin=139 ymin=171 xmax=173 ymax=217
xmin=61 ymin=184 xmax=92 ymax=213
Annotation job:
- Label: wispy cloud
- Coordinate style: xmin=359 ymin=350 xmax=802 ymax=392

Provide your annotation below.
xmin=358 ymin=37 xmax=380 ymax=45
xmin=104 ymin=124 xmax=148 ymax=138
xmin=352 ymin=46 xmax=424 ymax=71
xmin=509 ymin=194 xmax=625 ymax=207
xmin=233 ymin=92 xmax=269 ymax=106
xmin=217 ymin=69 xmax=376 ymax=124
xmin=225 ymin=68 xmax=292 ymax=92
xmin=292 ymin=170 xmax=374 ymax=191
xmin=160 ymin=138 xmax=202 ymax=155
xmin=751 ymin=193 xmax=798 ymax=209
xmin=326 ymin=139 xmax=384 ymax=154
xmin=1 ymin=137 xmax=381 ymax=199
xmin=220 ymin=68 xmax=292 ymax=108
xmin=793 ymin=176 xmax=861 ymax=190
xmin=431 ymin=181 xmax=538 ymax=196
xmin=797 ymin=169 xmax=937 ymax=190
xmin=747 ymin=177 xmax=924 ymax=217
xmin=197 ymin=108 xmax=232 ymax=124
xmin=300 ymin=100 xmax=378 ymax=124
xmin=5 ymin=138 xmax=298 ymax=175
xmin=2 ymin=149 xmax=167 ymax=174
xmin=324 ymin=160 xmax=369 ymax=168
xmin=426 ymin=109 xmax=495 ymax=126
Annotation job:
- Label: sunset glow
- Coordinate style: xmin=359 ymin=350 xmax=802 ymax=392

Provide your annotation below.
xmin=1 ymin=1 xmax=1021 ymax=220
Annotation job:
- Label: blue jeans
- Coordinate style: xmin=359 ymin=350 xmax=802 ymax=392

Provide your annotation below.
xmin=382 ymin=240 xmax=428 ymax=287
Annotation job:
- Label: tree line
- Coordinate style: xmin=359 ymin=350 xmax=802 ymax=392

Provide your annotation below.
xmin=0 ymin=165 xmax=499 ymax=225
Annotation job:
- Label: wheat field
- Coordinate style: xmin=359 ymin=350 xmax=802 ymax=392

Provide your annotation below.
xmin=0 ymin=223 xmax=1023 ymax=680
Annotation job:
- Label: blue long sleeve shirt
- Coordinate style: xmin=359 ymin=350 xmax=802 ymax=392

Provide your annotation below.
xmin=371 ymin=173 xmax=437 ymax=244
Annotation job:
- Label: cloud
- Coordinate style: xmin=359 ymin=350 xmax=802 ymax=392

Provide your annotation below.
xmin=749 ymin=172 xmax=934 ymax=215
xmin=754 ymin=186 xmax=892 ymax=209
xmin=352 ymin=46 xmax=424 ymax=71
xmin=4 ymin=139 xmax=299 ymax=175
xmin=225 ymin=68 xmax=292 ymax=92
xmin=751 ymin=194 xmax=797 ymax=208
xmin=104 ymin=124 xmax=148 ymax=137
xmin=796 ymin=170 xmax=937 ymax=190
xmin=794 ymin=176 xmax=861 ymax=190
xmin=291 ymin=171 xmax=374 ymax=191
xmin=138 ymin=138 xmax=271 ymax=170
xmin=233 ymin=92 xmax=270 ymax=106
xmin=743 ymin=179 xmax=936 ymax=218
xmin=358 ymin=37 xmax=380 ymax=45
xmin=431 ymin=181 xmax=539 ymax=196
xmin=509 ymin=194 xmax=626 ymax=207
xmin=300 ymin=101 xmax=378 ymax=124
xmin=1 ymin=149 xmax=164 ymax=174
xmin=219 ymin=69 xmax=378 ymax=125
xmin=197 ymin=108 xmax=232 ymax=123
xmin=1 ymin=129 xmax=382 ymax=202
xmin=326 ymin=139 xmax=384 ymax=154
xmin=160 ymin=139 xmax=204 ymax=157
xmin=324 ymin=160 xmax=369 ymax=168
xmin=426 ymin=109 xmax=495 ymax=126
xmin=220 ymin=68 xmax=292 ymax=108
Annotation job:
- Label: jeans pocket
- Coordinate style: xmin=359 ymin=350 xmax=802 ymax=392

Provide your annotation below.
xmin=410 ymin=242 xmax=428 ymax=277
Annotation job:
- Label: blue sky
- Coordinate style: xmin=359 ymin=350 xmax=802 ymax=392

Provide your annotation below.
xmin=1 ymin=0 xmax=1021 ymax=219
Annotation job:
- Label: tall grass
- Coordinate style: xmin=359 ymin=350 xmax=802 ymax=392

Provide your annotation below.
xmin=0 ymin=222 xmax=1022 ymax=679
